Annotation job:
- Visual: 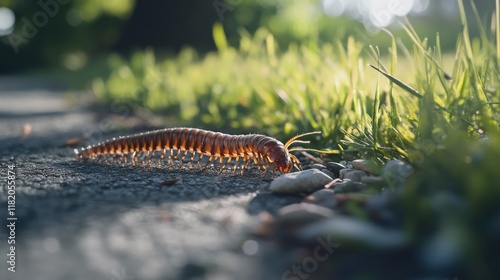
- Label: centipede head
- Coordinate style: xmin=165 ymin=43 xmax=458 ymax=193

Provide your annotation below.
xmin=272 ymin=153 xmax=294 ymax=173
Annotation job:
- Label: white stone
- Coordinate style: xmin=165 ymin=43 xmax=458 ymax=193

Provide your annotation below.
xmin=381 ymin=160 xmax=414 ymax=188
xmin=352 ymin=159 xmax=380 ymax=174
xmin=339 ymin=169 xmax=369 ymax=182
xmin=277 ymin=203 xmax=335 ymax=226
xmin=299 ymin=216 xmax=407 ymax=249
xmin=269 ymin=169 xmax=333 ymax=194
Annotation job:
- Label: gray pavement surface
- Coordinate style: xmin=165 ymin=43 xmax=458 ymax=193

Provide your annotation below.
xmin=0 ymin=76 xmax=301 ymax=280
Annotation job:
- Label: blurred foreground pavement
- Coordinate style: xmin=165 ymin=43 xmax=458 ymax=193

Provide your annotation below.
xmin=0 ymin=76 xmax=297 ymax=280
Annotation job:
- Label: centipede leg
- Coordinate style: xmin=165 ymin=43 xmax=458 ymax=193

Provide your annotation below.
xmin=265 ymin=156 xmax=274 ymax=174
xmin=242 ymin=157 xmax=253 ymax=176
xmin=262 ymin=156 xmax=272 ymax=178
xmin=119 ymin=153 xmax=126 ymax=164
xmin=130 ymin=151 xmax=137 ymax=165
xmin=145 ymin=151 xmax=155 ymax=167
xmin=158 ymin=149 xmax=165 ymax=167
xmin=252 ymin=155 xmax=263 ymax=177
xmin=139 ymin=151 xmax=147 ymax=166
xmin=240 ymin=155 xmax=248 ymax=176
xmin=212 ymin=156 xmax=220 ymax=170
xmin=240 ymin=165 xmax=246 ymax=176
xmin=177 ymin=150 xmax=184 ymax=169
xmin=265 ymin=157 xmax=273 ymax=177
xmin=180 ymin=150 xmax=187 ymax=163
xmin=196 ymin=154 xmax=204 ymax=169
xmin=167 ymin=149 xmax=176 ymax=167
xmin=222 ymin=157 xmax=231 ymax=169
xmin=219 ymin=157 xmax=233 ymax=175
xmin=232 ymin=156 xmax=240 ymax=175
xmin=99 ymin=152 xmax=107 ymax=164
xmin=103 ymin=153 xmax=111 ymax=164
xmin=217 ymin=158 xmax=226 ymax=175
xmin=133 ymin=152 xmax=139 ymax=165
xmin=137 ymin=151 xmax=144 ymax=165
xmin=124 ymin=153 xmax=131 ymax=165
xmin=94 ymin=153 xmax=102 ymax=163
xmin=180 ymin=150 xmax=194 ymax=169
xmin=136 ymin=152 xmax=143 ymax=165
xmin=115 ymin=153 xmax=122 ymax=164
xmin=134 ymin=152 xmax=142 ymax=165
xmin=188 ymin=152 xmax=196 ymax=169
xmin=217 ymin=159 xmax=225 ymax=175
xmin=201 ymin=155 xmax=213 ymax=171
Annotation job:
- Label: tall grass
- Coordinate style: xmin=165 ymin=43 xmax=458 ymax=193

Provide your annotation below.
xmin=92 ymin=1 xmax=499 ymax=165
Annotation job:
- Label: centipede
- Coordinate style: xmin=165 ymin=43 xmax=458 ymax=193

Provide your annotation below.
xmin=74 ymin=127 xmax=323 ymax=176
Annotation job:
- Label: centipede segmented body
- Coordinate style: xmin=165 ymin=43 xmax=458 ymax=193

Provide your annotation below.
xmin=75 ymin=127 xmax=321 ymax=176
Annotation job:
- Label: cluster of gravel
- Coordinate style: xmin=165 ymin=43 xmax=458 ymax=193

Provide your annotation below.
xmin=247 ymin=159 xmax=418 ymax=279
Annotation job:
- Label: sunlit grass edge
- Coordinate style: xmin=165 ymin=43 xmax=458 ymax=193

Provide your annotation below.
xmin=91 ymin=1 xmax=499 ymax=165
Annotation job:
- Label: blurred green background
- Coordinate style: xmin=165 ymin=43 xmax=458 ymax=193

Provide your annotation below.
xmin=0 ymin=0 xmax=494 ymax=75
xmin=1 ymin=0 xmax=496 ymax=153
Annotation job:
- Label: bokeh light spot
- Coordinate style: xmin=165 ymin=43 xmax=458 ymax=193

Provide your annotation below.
xmin=242 ymin=239 xmax=259 ymax=256
xmin=0 ymin=7 xmax=15 ymax=36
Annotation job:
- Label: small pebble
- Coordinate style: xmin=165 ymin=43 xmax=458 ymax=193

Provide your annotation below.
xmin=270 ymin=169 xmax=333 ymax=194
xmin=277 ymin=203 xmax=335 ymax=228
xmin=305 ymin=188 xmax=336 ymax=201
xmin=304 ymin=189 xmax=337 ymax=209
xmin=325 ymin=162 xmax=346 ymax=178
xmin=381 ymin=160 xmax=413 ymax=188
xmin=339 ymin=169 xmax=369 ymax=182
xmin=361 ymin=176 xmax=385 ymax=186
xmin=333 ymin=193 xmax=371 ymax=205
xmin=352 ymin=159 xmax=380 ymax=175
xmin=298 ymin=216 xmax=408 ymax=249
xmin=339 ymin=160 xmax=353 ymax=169
xmin=309 ymin=163 xmax=327 ymax=170
xmin=332 ymin=179 xmax=367 ymax=193
xmin=320 ymin=168 xmax=336 ymax=179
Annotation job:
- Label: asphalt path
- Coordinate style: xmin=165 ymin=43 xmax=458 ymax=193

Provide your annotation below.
xmin=0 ymin=77 xmax=301 ymax=280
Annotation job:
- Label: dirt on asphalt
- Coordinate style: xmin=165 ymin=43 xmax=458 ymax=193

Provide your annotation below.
xmin=0 ymin=77 xmax=301 ymax=280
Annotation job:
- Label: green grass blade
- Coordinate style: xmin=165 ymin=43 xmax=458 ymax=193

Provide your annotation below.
xmin=369 ymin=64 xmax=424 ymax=99
xmin=213 ymin=22 xmax=228 ymax=52
xmin=457 ymin=0 xmax=474 ymax=60
xmin=401 ymin=20 xmax=449 ymax=77
xmin=369 ymin=64 xmax=479 ymax=131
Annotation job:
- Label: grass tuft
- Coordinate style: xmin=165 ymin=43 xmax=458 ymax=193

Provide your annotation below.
xmin=91 ymin=2 xmax=499 ymax=164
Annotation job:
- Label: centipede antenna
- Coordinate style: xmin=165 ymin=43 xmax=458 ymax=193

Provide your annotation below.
xmin=289 ymin=140 xmax=310 ymax=144
xmin=284 ymin=131 xmax=322 ymax=149
xmin=288 ymin=147 xmax=341 ymax=154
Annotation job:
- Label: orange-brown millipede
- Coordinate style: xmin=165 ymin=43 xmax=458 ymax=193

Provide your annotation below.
xmin=74 ymin=127 xmax=322 ymax=175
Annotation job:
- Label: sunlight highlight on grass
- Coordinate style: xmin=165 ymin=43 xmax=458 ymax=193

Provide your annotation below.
xmin=92 ymin=1 xmax=499 ymax=164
